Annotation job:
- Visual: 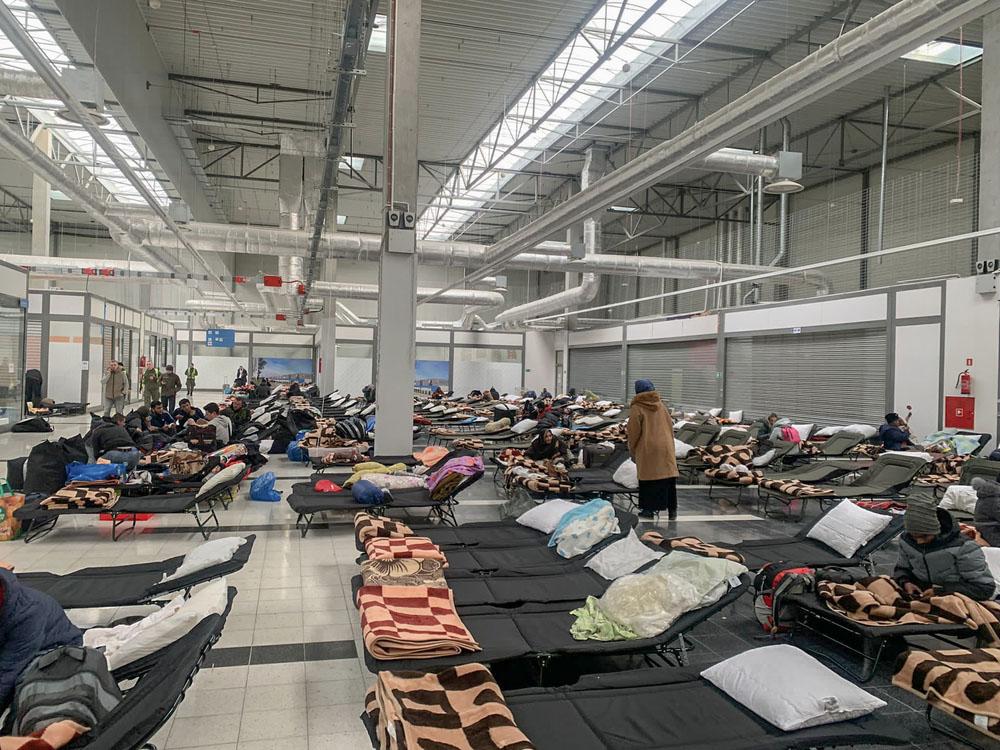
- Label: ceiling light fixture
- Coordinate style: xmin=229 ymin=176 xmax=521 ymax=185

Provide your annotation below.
xmin=763 ymin=178 xmax=804 ymax=195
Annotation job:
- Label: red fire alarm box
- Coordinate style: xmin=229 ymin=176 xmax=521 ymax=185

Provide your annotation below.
xmin=944 ymin=396 xmax=975 ymax=431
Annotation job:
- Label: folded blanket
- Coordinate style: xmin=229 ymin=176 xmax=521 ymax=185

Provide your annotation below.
xmin=704 ymin=464 xmax=762 ymax=485
xmin=365 ymin=536 xmax=448 ymax=564
xmin=893 ymin=647 xmax=1000 ymax=740
xmin=693 ymin=444 xmax=754 ymax=467
xmin=819 ymin=576 xmax=1000 ymax=645
xmin=549 ymin=499 xmax=619 ymax=558
xmin=358 ymin=585 xmax=480 ymax=660
xmin=40 ymin=487 xmax=118 ymax=510
xmin=354 ymin=512 xmax=414 ymax=545
xmin=428 ymin=456 xmax=485 ymax=491
xmin=452 ymin=437 xmax=485 ymax=451
xmin=320 ymin=446 xmax=367 ymax=465
xmin=345 ymin=462 xmax=408 ymax=487
xmin=413 ymin=445 xmax=450 ymax=467
xmin=365 ymin=664 xmax=534 ymax=750
xmin=757 ymin=477 xmax=835 ymax=497
xmin=362 ymin=473 xmax=428 ymax=491
xmin=361 ymin=558 xmax=447 ymax=587
xmin=640 ymin=532 xmax=745 ymax=564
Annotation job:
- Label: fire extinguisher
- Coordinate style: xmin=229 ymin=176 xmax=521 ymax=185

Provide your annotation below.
xmin=956 ymin=369 xmax=972 ymax=395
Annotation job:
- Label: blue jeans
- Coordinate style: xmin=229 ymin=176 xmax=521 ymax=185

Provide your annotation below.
xmin=101 ymin=448 xmax=141 ymax=470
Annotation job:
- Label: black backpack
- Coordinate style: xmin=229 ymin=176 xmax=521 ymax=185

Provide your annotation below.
xmin=335 ymin=416 xmax=367 ymax=441
xmin=752 ymin=561 xmax=815 ymax=634
xmin=11 ymin=416 xmax=53 ymax=433
xmin=10 ymin=645 xmax=122 ymax=735
xmin=22 ymin=441 xmax=69 ymax=496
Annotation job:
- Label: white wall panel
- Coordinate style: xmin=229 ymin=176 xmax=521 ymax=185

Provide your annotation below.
xmin=894 ymin=323 xmax=941 ymax=438
xmin=416 ymin=330 xmax=451 ymax=343
xmin=47 ymin=320 xmax=83 ymax=402
xmin=0 ymin=260 xmax=26 ymax=298
xmin=453 ymin=361 xmax=523 ymax=396
xmin=453 ymin=331 xmax=522 ymax=346
xmin=895 ymin=287 xmax=941 ymax=319
xmin=191 ymin=355 xmax=251 ymax=392
xmin=724 ymin=294 xmax=887 ymax=333
xmin=338 ymin=326 xmax=374 ymax=341
xmin=50 ymin=294 xmax=85 ymax=316
xmin=523 ymin=331 xmax=556 ymax=393
xmin=335 ymin=357 xmax=372 ymax=396
xmin=567 ymin=326 xmax=623 ymax=346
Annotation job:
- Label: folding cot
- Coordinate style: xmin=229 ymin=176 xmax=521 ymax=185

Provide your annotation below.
xmin=288 ymin=469 xmax=485 ymax=536
xmin=758 ymin=453 xmax=928 ymax=520
xmin=926 ymin=455 xmax=1000 ymax=497
xmin=310 ymin=452 xmax=420 ymax=472
xmin=799 ymin=430 xmax=868 ymax=458
xmin=16 ymin=535 xmax=255 ymax=609
xmin=14 ymin=465 xmax=246 ymax=542
xmin=65 ymin=587 xmax=237 ymax=749
xmin=567 ymin=443 xmax=630 ymax=484
xmin=786 ymin=590 xmax=977 ymax=681
xmin=360 ymin=578 xmax=750 ymax=679
xmin=722 ymin=508 xmax=904 ymax=572
xmin=677 ymin=428 xmax=754 ymax=481
xmin=496 ymin=668 xmax=909 ymax=749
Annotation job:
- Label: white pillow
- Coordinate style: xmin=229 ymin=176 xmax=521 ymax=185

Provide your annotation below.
xmin=708 ymin=408 xmax=723 ymax=417
xmin=549 ymin=427 xmax=566 ymax=437
xmin=516 ymin=499 xmax=579 ymax=533
xmin=595 ymin=400 xmax=612 ymax=409
xmin=883 ymin=450 xmax=933 ymax=463
xmin=602 ymin=408 xmax=622 ymax=418
xmin=585 ymin=530 xmax=664 ymax=580
xmin=727 ymin=410 xmax=744 ymax=423
xmin=792 ymin=423 xmax=814 ymax=442
xmin=197 ymin=462 xmax=246 ymax=500
xmin=673 ymin=420 xmax=691 ymax=430
xmin=162 ymin=536 xmax=247 ymax=583
xmin=511 ymin=419 xmax=538 ymax=435
xmin=701 ymin=645 xmax=885 ymax=731
xmin=982 ymin=547 xmax=1000 ymax=594
xmin=816 ymin=423 xmax=878 ymax=439
xmin=576 ymin=415 xmax=604 ymax=426
xmin=86 ymin=578 xmax=229 ymax=670
xmin=361 ymin=404 xmax=376 ymax=416
xmin=674 ymin=439 xmax=694 ymax=459
xmin=940 ymin=484 xmax=978 ymax=514
xmin=751 ymin=449 xmax=776 ymax=468
xmin=806 ymin=500 xmax=891 ymax=558
xmin=612 ymin=459 xmax=639 ymax=489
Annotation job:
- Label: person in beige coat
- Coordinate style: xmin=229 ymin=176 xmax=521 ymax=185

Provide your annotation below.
xmin=626 ymin=379 xmax=679 ymax=519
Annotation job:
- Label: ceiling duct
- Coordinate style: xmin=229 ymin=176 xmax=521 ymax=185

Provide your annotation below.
xmin=261 ymin=281 xmax=505 ymax=307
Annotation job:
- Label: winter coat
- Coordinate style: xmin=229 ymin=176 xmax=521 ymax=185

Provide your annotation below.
xmin=101 ymin=369 xmax=128 ymax=400
xmin=894 ymin=509 xmax=996 ymax=601
xmin=159 ymin=372 xmax=182 ymax=397
xmin=185 ymin=366 xmax=198 ymax=384
xmin=0 ymin=568 xmax=82 ymax=711
xmin=141 ymin=369 xmax=160 ymax=396
xmin=626 ymin=390 xmax=678 ymax=482
xmin=972 ymin=478 xmax=1000 ymax=547
xmin=91 ymin=422 xmax=136 ymax=457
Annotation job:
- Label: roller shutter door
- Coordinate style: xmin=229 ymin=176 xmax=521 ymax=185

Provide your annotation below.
xmin=725 ymin=328 xmax=887 ymax=425
xmin=569 ymin=346 xmax=624 ymax=402
xmin=102 ymin=325 xmax=114 ymax=370
xmin=626 ymin=339 xmax=719 ymax=409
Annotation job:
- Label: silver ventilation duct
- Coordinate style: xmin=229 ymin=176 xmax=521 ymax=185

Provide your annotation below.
xmin=261 ymin=281 xmax=505 ymax=307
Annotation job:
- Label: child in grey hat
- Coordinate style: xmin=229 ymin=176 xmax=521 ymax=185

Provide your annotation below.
xmin=894 ymin=497 xmax=996 ymax=601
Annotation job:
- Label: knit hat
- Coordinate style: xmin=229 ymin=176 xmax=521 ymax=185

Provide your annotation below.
xmin=634 ymin=379 xmax=655 ymax=394
xmin=904 ymin=497 xmax=941 ymax=536
xmin=971 ymin=476 xmax=1000 ymax=499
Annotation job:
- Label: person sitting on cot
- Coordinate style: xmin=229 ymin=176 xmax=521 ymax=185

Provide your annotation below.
xmin=878 ymin=412 xmax=914 ymax=451
xmin=894 ymin=497 xmax=996 ymax=601
xmin=525 ymin=428 xmax=568 ymax=462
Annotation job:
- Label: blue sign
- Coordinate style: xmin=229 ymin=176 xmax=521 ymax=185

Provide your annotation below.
xmin=205 ymin=329 xmax=236 ymax=347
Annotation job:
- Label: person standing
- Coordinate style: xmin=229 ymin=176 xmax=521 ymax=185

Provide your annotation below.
xmin=234 ymin=365 xmax=248 ymax=388
xmin=627 ymin=379 xmax=679 ymax=520
xmin=100 ymin=360 xmax=128 ymax=416
xmin=23 ymin=368 xmax=42 ymax=409
xmin=184 ymin=364 xmax=198 ymax=397
xmin=159 ymin=365 xmax=182 ymax=413
xmin=140 ymin=363 xmax=160 ymax=406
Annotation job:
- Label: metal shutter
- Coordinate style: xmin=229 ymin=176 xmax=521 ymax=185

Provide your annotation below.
xmin=102 ymin=325 xmax=114 ymax=370
xmin=121 ymin=330 xmax=131 ymax=372
xmin=627 ymin=339 xmax=719 ymax=409
xmin=25 ymin=319 xmax=41 ymax=370
xmin=568 ymin=346 xmax=624 ymax=402
xmin=725 ymin=328 xmax=887 ymax=425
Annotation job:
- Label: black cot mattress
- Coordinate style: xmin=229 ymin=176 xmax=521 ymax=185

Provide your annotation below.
xmin=787 ymin=591 xmax=976 ymax=639
xmin=17 ymin=535 xmax=256 ymax=609
xmin=15 ymin=491 xmax=205 ymax=521
xmin=361 ymin=576 xmax=750 ymax=673
xmin=419 ymin=508 xmax=638 ymax=550
xmin=501 ymin=668 xmax=909 ymax=750
xmin=287 ymin=483 xmax=436 ymax=514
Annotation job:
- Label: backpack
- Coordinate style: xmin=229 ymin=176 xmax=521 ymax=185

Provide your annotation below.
xmin=11 ymin=645 xmax=122 ymax=735
xmin=186 ymin=423 xmax=217 ymax=450
xmin=779 ymin=425 xmax=801 ymax=444
xmin=11 ymin=416 xmax=53 ymax=433
xmin=335 ymin=417 xmax=367 ymax=441
xmin=752 ymin=562 xmax=815 ymax=633
xmin=22 ymin=441 xmax=70 ymax=496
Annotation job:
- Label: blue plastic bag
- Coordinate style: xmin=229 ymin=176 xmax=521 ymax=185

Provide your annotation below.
xmin=286 ymin=440 xmax=307 ymax=463
xmin=250 ymin=471 xmax=281 ymax=502
xmin=66 ymin=462 xmax=125 ymax=482
xmin=365 ymin=415 xmax=376 ymax=432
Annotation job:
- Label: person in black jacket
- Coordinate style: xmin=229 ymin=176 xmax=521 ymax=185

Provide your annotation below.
xmin=0 ymin=565 xmax=82 ymax=711
xmin=90 ymin=414 xmax=141 ymax=468
xmin=538 ymin=406 xmax=567 ymax=431
xmin=525 ymin=429 xmax=568 ymax=461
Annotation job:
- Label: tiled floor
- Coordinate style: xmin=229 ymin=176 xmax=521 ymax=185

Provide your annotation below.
xmin=0 ymin=406 xmax=985 ymax=749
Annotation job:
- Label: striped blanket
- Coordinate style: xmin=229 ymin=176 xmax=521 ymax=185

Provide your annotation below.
xmin=503 ymin=456 xmax=571 ymax=495
xmin=640 ymin=532 xmax=745 ymax=564
xmin=365 ymin=663 xmax=534 ymax=749
xmin=365 ymin=536 xmax=448 ymax=564
xmin=819 ymin=576 xmax=1000 ymax=646
xmin=893 ymin=647 xmax=1000 ymax=740
xmin=358 ymin=585 xmax=480 ymax=660
xmin=354 ymin=512 xmax=414 ymax=545
xmin=41 ymin=487 xmax=119 ymax=510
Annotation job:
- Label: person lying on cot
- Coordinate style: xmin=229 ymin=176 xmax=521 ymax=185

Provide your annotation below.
xmin=525 ymin=428 xmax=569 ymax=461
xmin=893 ymin=498 xmax=996 ymax=601
xmin=878 ymin=412 xmax=915 ymax=451
xmin=0 ymin=563 xmax=83 ymax=714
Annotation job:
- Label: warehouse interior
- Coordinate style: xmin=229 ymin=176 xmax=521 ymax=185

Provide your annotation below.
xmin=1 ymin=0 xmax=1000 ymax=748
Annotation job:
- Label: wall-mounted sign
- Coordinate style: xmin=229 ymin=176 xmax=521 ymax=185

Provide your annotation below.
xmin=205 ymin=329 xmax=236 ymax=348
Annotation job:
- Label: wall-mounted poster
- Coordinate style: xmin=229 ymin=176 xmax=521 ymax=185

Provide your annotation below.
xmin=415 ymin=359 xmax=449 ymax=392
xmin=253 ymin=357 xmax=314 ymax=383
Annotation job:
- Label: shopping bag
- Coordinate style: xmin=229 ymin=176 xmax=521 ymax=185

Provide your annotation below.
xmin=0 ymin=481 xmax=24 ymax=541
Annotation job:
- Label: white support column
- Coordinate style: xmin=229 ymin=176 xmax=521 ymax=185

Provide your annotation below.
xmin=984 ymin=12 xmax=1000 ymax=446
xmin=317 ymin=259 xmax=337 ymax=394
xmin=374 ymin=0 xmax=420 ymax=455
xmin=30 ymin=125 xmax=50 ymax=257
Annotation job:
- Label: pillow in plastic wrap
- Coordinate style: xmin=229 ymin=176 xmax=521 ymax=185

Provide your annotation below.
xmin=596 ymin=572 xmax=702 ymax=638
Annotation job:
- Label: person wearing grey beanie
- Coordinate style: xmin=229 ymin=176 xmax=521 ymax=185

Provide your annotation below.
xmin=894 ymin=498 xmax=996 ymax=601
xmin=972 ymin=476 xmax=1000 ymax=547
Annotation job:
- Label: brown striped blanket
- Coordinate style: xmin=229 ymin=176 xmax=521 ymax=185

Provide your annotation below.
xmin=361 ymin=558 xmax=447 ymax=587
xmin=365 ymin=536 xmax=448 ymax=564
xmin=504 ymin=456 xmax=571 ymax=496
xmin=757 ymin=477 xmax=835 ymax=497
xmin=365 ymin=663 xmax=535 ymax=750
xmin=354 ymin=512 xmax=414 ymax=545
xmin=41 ymin=487 xmax=119 ymax=510
xmin=893 ymin=647 xmax=1000 ymax=740
xmin=914 ymin=454 xmax=970 ymax=487
xmin=358 ymin=585 xmax=480 ymax=660
xmin=819 ymin=577 xmax=1000 ymax=646
xmin=640 ymin=532 xmax=745 ymax=564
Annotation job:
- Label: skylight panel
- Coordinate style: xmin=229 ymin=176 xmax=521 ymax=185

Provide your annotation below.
xmin=368 ymin=14 xmax=387 ymax=53
xmin=902 ymin=40 xmax=981 ymax=66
